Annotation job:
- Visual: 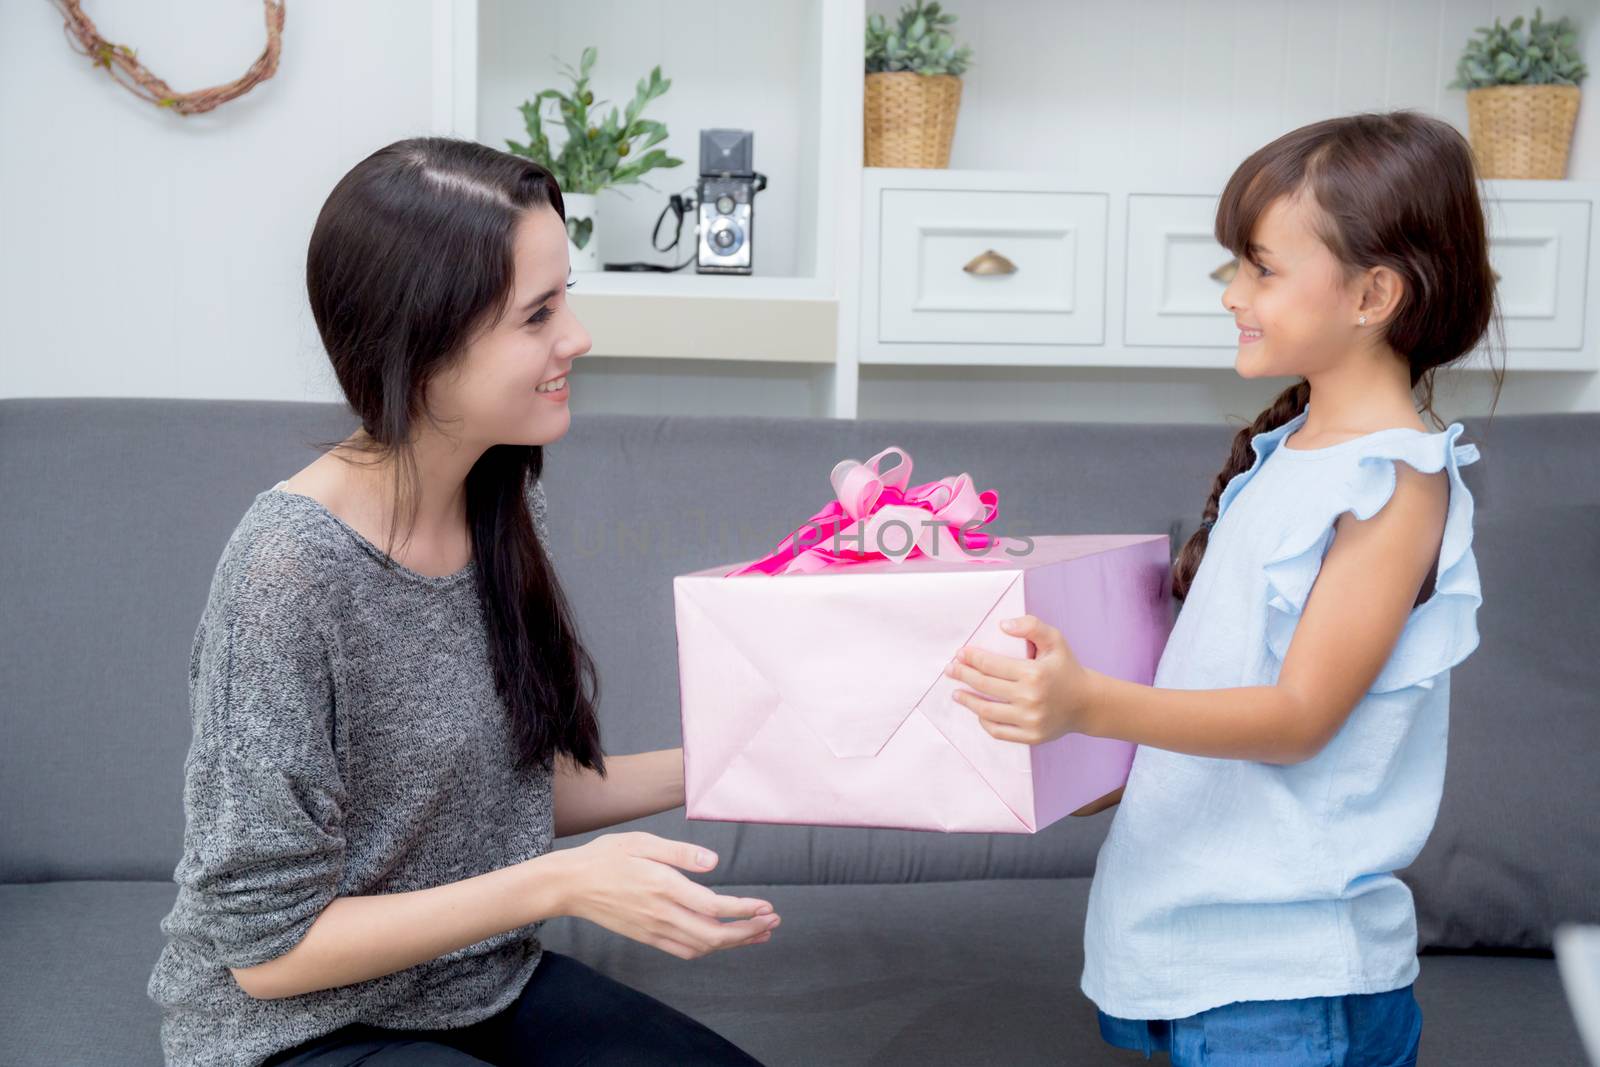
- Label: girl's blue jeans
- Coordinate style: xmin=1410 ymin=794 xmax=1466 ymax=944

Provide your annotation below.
xmin=1096 ymin=983 xmax=1422 ymax=1066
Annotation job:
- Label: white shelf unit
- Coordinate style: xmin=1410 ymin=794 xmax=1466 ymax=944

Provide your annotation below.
xmin=434 ymin=0 xmax=863 ymax=399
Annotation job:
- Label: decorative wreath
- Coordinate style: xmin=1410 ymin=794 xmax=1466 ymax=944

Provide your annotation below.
xmin=50 ymin=0 xmax=285 ymax=115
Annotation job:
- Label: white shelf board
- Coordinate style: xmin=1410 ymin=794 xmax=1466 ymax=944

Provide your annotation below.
xmin=569 ymin=290 xmax=837 ymax=364
xmin=567 ymin=271 xmax=832 ymax=302
xmin=564 ymin=268 xmax=836 ymax=364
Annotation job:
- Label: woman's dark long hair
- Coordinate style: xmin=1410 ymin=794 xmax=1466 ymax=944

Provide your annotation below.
xmin=305 ymin=136 xmax=603 ymax=776
xmin=1172 ymin=110 xmax=1505 ymax=602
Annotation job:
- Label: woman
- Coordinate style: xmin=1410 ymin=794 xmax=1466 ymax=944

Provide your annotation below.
xmin=146 ymin=137 xmax=777 ymax=1067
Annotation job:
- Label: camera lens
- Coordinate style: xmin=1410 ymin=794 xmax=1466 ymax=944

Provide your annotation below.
xmin=716 ymin=195 xmax=736 ymax=215
xmin=706 ymin=217 xmax=744 ymax=256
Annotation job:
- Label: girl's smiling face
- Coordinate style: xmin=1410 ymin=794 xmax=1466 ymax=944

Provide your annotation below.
xmin=1221 ymin=191 xmax=1376 ymax=380
xmin=424 ymin=205 xmax=591 ymax=449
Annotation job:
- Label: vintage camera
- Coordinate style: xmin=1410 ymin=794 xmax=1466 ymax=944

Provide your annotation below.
xmin=695 ymin=129 xmax=767 ymax=274
xmin=607 ymin=128 xmax=770 ymax=275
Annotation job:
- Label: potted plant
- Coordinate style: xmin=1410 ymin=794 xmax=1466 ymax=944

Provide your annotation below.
xmin=864 ymin=0 xmax=973 ymax=168
xmin=1449 ymin=8 xmax=1587 ymax=179
xmin=506 ymin=47 xmax=682 ymax=269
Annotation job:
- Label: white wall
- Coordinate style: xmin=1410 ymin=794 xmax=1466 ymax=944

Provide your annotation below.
xmin=1 ymin=0 xmax=438 ymax=402
xmin=5 ymin=0 xmax=1599 ymax=425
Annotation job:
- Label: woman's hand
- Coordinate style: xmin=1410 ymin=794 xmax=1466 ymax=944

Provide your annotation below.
xmin=550 ymin=832 xmax=780 ymax=960
xmin=944 ymin=614 xmax=1101 ymax=745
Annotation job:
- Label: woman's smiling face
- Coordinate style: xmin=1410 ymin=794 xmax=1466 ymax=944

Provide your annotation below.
xmin=425 ymin=204 xmax=591 ymax=449
xmin=1220 ymin=192 xmax=1366 ymax=381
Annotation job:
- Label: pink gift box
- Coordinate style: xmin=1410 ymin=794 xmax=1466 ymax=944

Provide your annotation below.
xmin=673 ymin=534 xmax=1174 ymax=834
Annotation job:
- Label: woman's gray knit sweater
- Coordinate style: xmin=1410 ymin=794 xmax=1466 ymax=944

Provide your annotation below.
xmin=146 ymin=478 xmax=558 ymax=1067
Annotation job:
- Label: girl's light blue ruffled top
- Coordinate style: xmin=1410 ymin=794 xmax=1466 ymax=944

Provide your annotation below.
xmin=1081 ymin=405 xmax=1483 ymax=1021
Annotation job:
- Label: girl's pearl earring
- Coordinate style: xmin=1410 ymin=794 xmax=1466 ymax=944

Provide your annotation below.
xmin=1358 ymin=315 xmax=1368 ymax=325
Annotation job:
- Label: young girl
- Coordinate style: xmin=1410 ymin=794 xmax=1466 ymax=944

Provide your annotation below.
xmin=146 ymin=138 xmax=778 ymax=1067
xmin=945 ymin=111 xmax=1497 ymax=1066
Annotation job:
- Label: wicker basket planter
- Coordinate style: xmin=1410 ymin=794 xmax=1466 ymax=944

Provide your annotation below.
xmin=1465 ymin=84 xmax=1581 ymax=178
xmin=864 ymin=71 xmax=963 ymax=168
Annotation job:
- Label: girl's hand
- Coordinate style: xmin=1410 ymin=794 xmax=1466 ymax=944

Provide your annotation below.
xmin=944 ymin=614 xmax=1100 ymax=745
xmin=554 ymin=832 xmax=780 ymax=960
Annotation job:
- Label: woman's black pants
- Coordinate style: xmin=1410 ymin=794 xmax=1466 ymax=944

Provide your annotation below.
xmin=260 ymin=951 xmax=764 ymax=1066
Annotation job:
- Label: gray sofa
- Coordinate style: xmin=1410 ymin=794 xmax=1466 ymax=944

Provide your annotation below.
xmin=2 ymin=397 xmax=1595 ymax=1066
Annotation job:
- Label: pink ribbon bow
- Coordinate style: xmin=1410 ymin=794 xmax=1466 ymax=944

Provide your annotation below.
xmin=725 ymin=446 xmax=1005 ymax=577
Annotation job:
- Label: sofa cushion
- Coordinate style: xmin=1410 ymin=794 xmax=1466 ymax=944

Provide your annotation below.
xmin=0 ymin=879 xmax=1584 ymax=1066
xmin=0 ymin=399 xmax=355 ymax=885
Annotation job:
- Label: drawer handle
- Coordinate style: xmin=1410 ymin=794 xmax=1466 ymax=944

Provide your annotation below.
xmin=963 ymin=250 xmax=1017 ymax=275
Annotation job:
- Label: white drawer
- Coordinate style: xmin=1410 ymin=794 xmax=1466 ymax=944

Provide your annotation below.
xmin=1124 ymin=193 xmax=1592 ymax=356
xmin=1485 ymin=198 xmax=1589 ymax=351
xmin=1124 ymin=193 xmax=1237 ymax=348
xmin=876 ymin=188 xmax=1107 ymax=345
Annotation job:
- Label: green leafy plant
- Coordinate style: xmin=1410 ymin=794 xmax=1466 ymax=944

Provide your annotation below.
xmin=505 ymin=46 xmax=682 ymax=196
xmin=1449 ymin=8 xmax=1587 ymax=89
xmin=865 ymin=0 xmax=973 ymax=76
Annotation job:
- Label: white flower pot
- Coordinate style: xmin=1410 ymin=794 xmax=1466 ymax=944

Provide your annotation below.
xmin=562 ymin=192 xmax=600 ymax=271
